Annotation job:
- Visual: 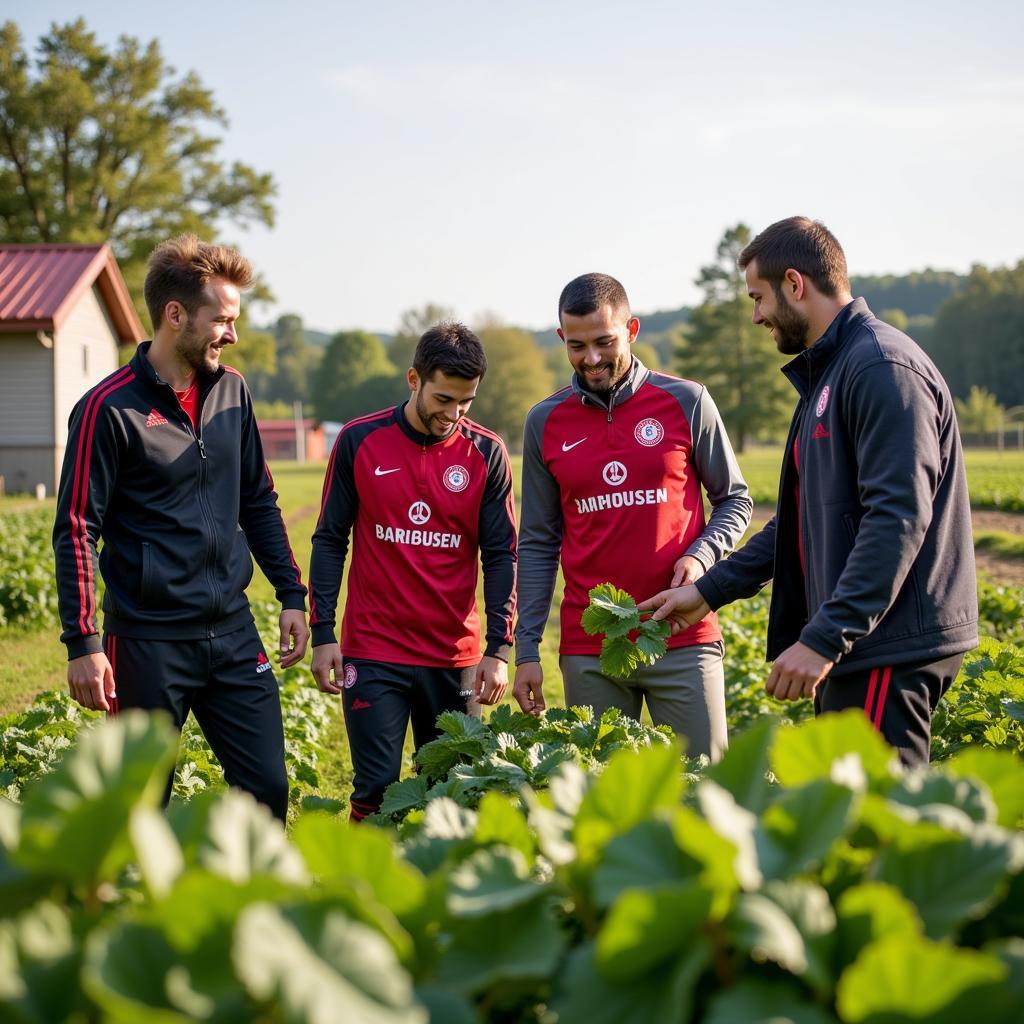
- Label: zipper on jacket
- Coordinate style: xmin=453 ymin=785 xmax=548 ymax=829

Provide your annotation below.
xmin=419 ymin=443 xmax=428 ymax=493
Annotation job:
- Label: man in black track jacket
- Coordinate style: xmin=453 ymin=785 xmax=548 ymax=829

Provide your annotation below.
xmin=641 ymin=217 xmax=977 ymax=766
xmin=53 ymin=235 xmax=308 ymax=820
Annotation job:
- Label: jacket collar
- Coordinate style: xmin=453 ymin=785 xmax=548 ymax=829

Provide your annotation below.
xmin=781 ymin=298 xmax=873 ymax=394
xmin=131 ymin=340 xmax=225 ymax=396
xmin=394 ymin=401 xmax=462 ymax=447
xmin=571 ymin=356 xmax=650 ymax=412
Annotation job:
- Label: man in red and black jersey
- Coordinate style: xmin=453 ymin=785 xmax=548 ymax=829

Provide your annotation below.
xmin=53 ymin=236 xmax=309 ymax=821
xmin=513 ymin=274 xmax=751 ymax=760
xmin=309 ymin=322 xmax=516 ymax=820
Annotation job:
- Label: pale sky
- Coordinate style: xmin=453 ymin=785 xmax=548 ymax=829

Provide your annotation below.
xmin=15 ymin=1 xmax=1024 ymax=336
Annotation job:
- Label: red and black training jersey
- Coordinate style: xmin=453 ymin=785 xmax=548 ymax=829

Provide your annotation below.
xmin=515 ymin=358 xmax=751 ymax=661
xmin=309 ymin=404 xmax=517 ymax=668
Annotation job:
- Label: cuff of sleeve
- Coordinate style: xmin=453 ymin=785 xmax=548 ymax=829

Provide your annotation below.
xmin=279 ymin=590 xmax=308 ymax=612
xmin=798 ymin=623 xmax=846 ymax=664
xmin=483 ymin=641 xmax=511 ymax=663
xmin=694 ymin=574 xmax=727 ymax=612
xmin=685 ymin=543 xmax=714 ymax=572
xmin=66 ymin=634 xmax=103 ymax=660
xmin=310 ymin=623 xmax=337 ymax=647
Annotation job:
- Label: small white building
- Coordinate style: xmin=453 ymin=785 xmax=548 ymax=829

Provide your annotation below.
xmin=0 ymin=244 xmax=143 ymax=495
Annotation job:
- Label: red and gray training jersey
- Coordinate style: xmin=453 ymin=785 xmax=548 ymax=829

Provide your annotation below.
xmin=515 ymin=358 xmax=752 ymax=661
xmin=309 ymin=404 xmax=517 ymax=668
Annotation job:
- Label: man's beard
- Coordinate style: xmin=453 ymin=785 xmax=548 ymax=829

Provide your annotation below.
xmin=415 ymin=390 xmax=456 ymax=437
xmin=768 ymin=287 xmax=810 ymax=355
xmin=175 ymin=320 xmax=210 ymax=373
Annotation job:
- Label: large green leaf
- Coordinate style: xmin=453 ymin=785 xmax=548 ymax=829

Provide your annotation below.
xmin=581 ymin=583 xmax=641 ymax=636
xmin=0 ymin=902 xmax=84 ymax=1024
xmin=15 ymin=711 xmax=178 ymax=886
xmin=705 ymin=717 xmax=776 ymax=814
xmin=945 ymin=747 xmax=1024 ymax=828
xmin=592 ymin=819 xmax=694 ymax=910
xmin=756 ymin=779 xmax=858 ymax=880
xmin=595 ymin=881 xmax=713 ymax=981
xmin=472 ymin=792 xmax=534 ymax=863
xmin=83 ymin=919 xmax=248 ymax=1024
xmin=291 ymin=814 xmax=425 ymax=917
xmin=836 ymin=935 xmax=1007 ymax=1023
xmin=874 ymin=825 xmax=1023 ymax=938
xmin=761 ymin=880 xmax=837 ymax=998
xmin=196 ymin=790 xmax=309 ymax=886
xmin=694 ymin=781 xmax=762 ymax=890
xmin=130 ymin=806 xmax=185 ymax=899
xmin=413 ymin=984 xmax=476 ymax=1024
xmin=728 ymin=892 xmax=807 ymax=975
xmin=574 ymin=742 xmax=684 ymax=864
xmin=704 ymin=979 xmax=837 ymax=1024
xmin=233 ymin=902 xmax=425 ymax=1024
xmin=434 ymin=895 xmax=566 ymax=995
xmin=549 ymin=939 xmax=711 ymax=1024
xmin=446 ymin=846 xmax=544 ymax=918
xmin=886 ymin=771 xmax=996 ymax=825
xmin=0 ymin=799 xmax=51 ymax=917
xmin=984 ymin=937 xmax=1024 ymax=1023
xmin=770 ymin=709 xmax=897 ymax=789
xmin=834 ymin=882 xmax=921 ymax=972
xmin=379 ymin=777 xmax=430 ymax=819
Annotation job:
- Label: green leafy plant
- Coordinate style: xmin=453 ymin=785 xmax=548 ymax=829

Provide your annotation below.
xmin=581 ymin=583 xmax=672 ymax=678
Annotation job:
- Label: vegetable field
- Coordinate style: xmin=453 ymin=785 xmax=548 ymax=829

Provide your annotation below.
xmin=2 ymin=454 xmax=1024 ymax=1021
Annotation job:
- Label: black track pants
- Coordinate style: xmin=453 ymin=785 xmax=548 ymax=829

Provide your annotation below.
xmin=341 ymin=658 xmax=476 ymax=821
xmin=103 ymin=621 xmax=288 ymax=821
xmin=815 ymin=652 xmax=964 ymax=768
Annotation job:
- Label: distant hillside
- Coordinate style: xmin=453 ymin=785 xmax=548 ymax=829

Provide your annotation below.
xmin=850 ymin=270 xmax=965 ymax=318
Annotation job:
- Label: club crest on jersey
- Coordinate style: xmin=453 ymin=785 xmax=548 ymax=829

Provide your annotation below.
xmin=816 ymin=385 xmax=831 ymax=417
xmin=343 ymin=663 xmax=358 ymax=688
xmin=408 ymin=501 xmax=432 ymax=525
xmin=635 ymin=418 xmax=664 ymax=447
xmin=602 ymin=461 xmax=628 ymax=486
xmin=443 ymin=465 xmax=470 ymax=492
xmin=256 ymin=650 xmax=272 ymax=674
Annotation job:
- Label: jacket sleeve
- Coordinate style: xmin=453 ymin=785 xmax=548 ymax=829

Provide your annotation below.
xmin=799 ymin=359 xmax=943 ymax=663
xmin=52 ymin=394 xmax=125 ymax=660
xmin=684 ymin=385 xmax=754 ymax=569
xmin=696 ymin=515 xmax=777 ymax=610
xmin=478 ymin=437 xmax=518 ymax=662
xmin=237 ymin=386 xmax=307 ymax=612
xmin=513 ymin=406 xmax=562 ymax=664
xmin=308 ymin=430 xmax=359 ymax=647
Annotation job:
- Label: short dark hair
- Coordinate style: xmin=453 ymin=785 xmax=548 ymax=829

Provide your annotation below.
xmin=413 ymin=321 xmax=487 ymax=382
xmin=558 ymin=273 xmax=630 ymax=322
xmin=144 ymin=234 xmax=253 ymax=330
xmin=738 ymin=217 xmax=849 ymax=299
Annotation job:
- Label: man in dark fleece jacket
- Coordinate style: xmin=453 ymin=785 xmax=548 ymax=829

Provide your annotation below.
xmin=53 ymin=235 xmax=308 ymax=820
xmin=640 ymin=217 xmax=977 ymax=767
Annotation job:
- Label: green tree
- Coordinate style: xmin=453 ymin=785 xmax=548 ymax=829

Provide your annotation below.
xmin=261 ymin=314 xmax=319 ymax=404
xmin=632 ymin=341 xmax=660 ymax=371
xmin=311 ymin=331 xmax=398 ymax=422
xmin=955 ymin=386 xmax=1005 ymax=435
xmin=0 ymin=19 xmax=276 ymax=314
xmin=220 ymin=322 xmax=276 ymax=380
xmin=471 ymin=320 xmax=554 ymax=450
xmin=929 ymin=261 xmax=1024 ymax=408
xmin=674 ymin=224 xmax=791 ymax=451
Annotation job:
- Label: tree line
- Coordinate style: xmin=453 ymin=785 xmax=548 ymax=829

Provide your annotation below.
xmin=2 ymin=19 xmax=1021 ymax=450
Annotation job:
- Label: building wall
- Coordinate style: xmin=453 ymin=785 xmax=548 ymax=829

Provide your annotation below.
xmin=0 ymin=332 xmax=55 ymax=493
xmin=52 ymin=285 xmax=120 ymax=492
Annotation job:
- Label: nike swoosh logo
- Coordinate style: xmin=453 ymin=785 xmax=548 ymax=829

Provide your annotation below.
xmin=374 ymin=466 xmax=401 ymax=476
xmin=562 ymin=437 xmax=588 ymax=452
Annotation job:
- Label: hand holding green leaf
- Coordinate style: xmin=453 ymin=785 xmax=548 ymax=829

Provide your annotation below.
xmin=582 ymin=584 xmax=671 ymax=679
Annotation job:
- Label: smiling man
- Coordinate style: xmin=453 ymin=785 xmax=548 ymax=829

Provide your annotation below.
xmin=640 ymin=217 xmax=978 ymax=767
xmin=308 ymin=322 xmax=516 ymax=821
xmin=512 ymin=273 xmax=751 ymax=759
xmin=53 ymin=235 xmax=309 ymax=821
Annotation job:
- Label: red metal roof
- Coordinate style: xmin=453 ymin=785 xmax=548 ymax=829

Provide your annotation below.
xmin=0 ymin=243 xmax=144 ymax=343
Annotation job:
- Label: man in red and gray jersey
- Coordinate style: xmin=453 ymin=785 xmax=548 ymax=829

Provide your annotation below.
xmin=512 ymin=274 xmax=751 ymax=760
xmin=309 ymin=322 xmax=517 ymax=820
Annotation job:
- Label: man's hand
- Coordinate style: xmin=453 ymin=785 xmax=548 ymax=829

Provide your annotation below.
xmin=310 ymin=642 xmax=344 ymax=695
xmin=637 ymin=584 xmax=711 ymax=635
xmin=278 ymin=609 xmax=309 ymax=668
xmin=671 ymin=554 xmax=706 ymax=587
xmin=766 ymin=641 xmax=834 ymax=702
xmin=68 ymin=652 xmax=116 ymax=712
xmin=513 ymin=662 xmax=546 ymax=716
xmin=474 ymin=656 xmax=508 ymax=706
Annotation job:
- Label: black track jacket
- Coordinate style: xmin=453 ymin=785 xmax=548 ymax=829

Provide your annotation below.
xmin=53 ymin=342 xmax=307 ymax=659
xmin=696 ymin=299 xmax=978 ymax=674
